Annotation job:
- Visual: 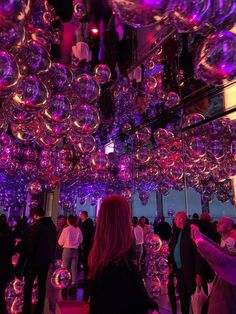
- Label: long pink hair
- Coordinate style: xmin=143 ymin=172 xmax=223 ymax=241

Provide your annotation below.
xmin=88 ymin=195 xmax=133 ymax=279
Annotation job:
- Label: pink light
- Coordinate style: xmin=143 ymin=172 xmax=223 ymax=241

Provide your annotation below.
xmin=91 ymin=27 xmax=99 ymax=35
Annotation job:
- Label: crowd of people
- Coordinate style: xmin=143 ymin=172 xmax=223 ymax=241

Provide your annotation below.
xmin=0 ymin=201 xmax=236 ymax=314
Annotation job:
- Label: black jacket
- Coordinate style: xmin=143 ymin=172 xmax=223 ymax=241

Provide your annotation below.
xmin=154 ymin=221 xmax=172 ymax=241
xmin=0 ymin=226 xmax=15 ymax=283
xmin=81 ymin=218 xmax=94 ymax=250
xmin=17 ymin=217 xmax=56 ymax=267
xmin=89 ymin=257 xmax=158 ymax=314
xmin=169 ymin=225 xmax=202 ymax=295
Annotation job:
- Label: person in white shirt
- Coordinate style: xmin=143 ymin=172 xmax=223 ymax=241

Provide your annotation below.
xmin=58 ymin=215 xmax=83 ymax=286
xmin=217 ymin=216 xmax=234 ymax=249
xmin=132 ymin=216 xmax=144 ymax=271
xmin=225 ymin=229 xmax=236 ymax=253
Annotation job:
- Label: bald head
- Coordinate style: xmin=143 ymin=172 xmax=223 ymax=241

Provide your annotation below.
xmin=175 ymin=211 xmax=188 ymax=229
xmin=217 ymin=216 xmax=234 ymax=238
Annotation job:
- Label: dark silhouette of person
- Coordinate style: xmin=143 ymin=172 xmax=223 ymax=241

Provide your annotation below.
xmin=0 ymin=219 xmax=15 ymax=314
xmin=16 ymin=209 xmax=56 ymax=314
xmin=79 ymin=210 xmax=94 ymax=277
xmin=154 ymin=216 xmax=172 ymax=241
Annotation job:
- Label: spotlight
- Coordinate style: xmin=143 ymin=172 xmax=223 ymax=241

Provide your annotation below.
xmin=91 ymin=27 xmax=99 ymax=36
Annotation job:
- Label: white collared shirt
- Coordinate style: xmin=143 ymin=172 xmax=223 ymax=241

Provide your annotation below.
xmin=58 ymin=225 xmax=83 ymax=249
xmin=133 ymin=225 xmax=144 ymax=245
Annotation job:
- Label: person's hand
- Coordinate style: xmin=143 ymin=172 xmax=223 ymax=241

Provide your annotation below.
xmin=190 ymin=224 xmax=203 ymax=243
xmin=196 ymin=274 xmax=203 ymax=286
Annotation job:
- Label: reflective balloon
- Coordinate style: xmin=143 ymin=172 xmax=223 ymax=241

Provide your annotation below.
xmin=72 ymin=104 xmax=100 ymax=134
xmin=36 ymin=129 xmax=62 ymax=148
xmin=13 ymin=279 xmax=24 ymax=294
xmin=28 ymin=181 xmax=42 ymax=195
xmin=133 ymin=126 xmax=151 ymax=144
xmin=5 ymin=282 xmax=16 ymax=303
xmin=6 ymin=101 xmax=34 ymax=124
xmin=183 ymin=113 xmax=205 ymax=127
xmin=139 ymin=191 xmax=150 ymax=205
xmin=231 ymin=140 xmax=236 ymax=159
xmin=120 ymin=188 xmax=132 ymax=201
xmin=0 ymin=26 xmax=25 ymax=50
xmin=93 ymin=64 xmax=111 ymax=84
xmin=120 ymin=122 xmax=132 ymax=133
xmin=143 ymin=76 xmax=157 ymax=91
xmin=73 ymin=1 xmax=86 ymax=20
xmin=73 ymin=74 xmax=100 ymax=103
xmin=0 ymin=50 xmax=19 ymax=90
xmin=32 ymin=288 xmax=38 ymax=304
xmin=169 ymin=165 xmax=183 ymax=181
xmin=42 ymin=63 xmax=72 ymax=92
xmin=168 ymin=0 xmax=211 ymax=32
xmin=10 ymin=296 xmax=23 ymax=314
xmin=111 ymin=0 xmax=169 ymax=28
xmin=74 ymin=135 xmax=97 ymax=154
xmin=0 ymin=110 xmax=8 ymax=135
xmin=0 ymin=133 xmax=13 ymax=147
xmin=156 ymin=256 xmax=169 ymax=275
xmin=134 ymin=146 xmax=151 ymax=164
xmin=90 ymin=152 xmax=109 ymax=171
xmin=209 ymin=140 xmax=224 ymax=159
xmin=153 ymin=128 xmax=175 ymax=147
xmin=189 ymin=137 xmax=206 ymax=157
xmin=44 ymin=94 xmax=71 ymax=123
xmin=210 ymin=0 xmax=236 ymax=30
xmin=51 ymin=267 xmax=71 ymax=289
xmin=118 ymin=169 xmax=133 ymax=182
xmin=195 ymin=31 xmax=236 ymax=85
xmin=0 ymin=0 xmax=29 ymax=29
xmin=58 ymin=145 xmax=74 ymax=160
xmin=165 ymin=91 xmax=180 ymax=108
xmin=11 ymin=118 xmax=41 ymax=143
xmin=44 ymin=119 xmax=71 ymax=138
xmin=145 ymin=234 xmax=162 ymax=253
xmin=13 ymin=76 xmax=48 ymax=111
xmin=23 ymin=147 xmax=38 ymax=160
xmin=12 ymin=40 xmax=50 ymax=76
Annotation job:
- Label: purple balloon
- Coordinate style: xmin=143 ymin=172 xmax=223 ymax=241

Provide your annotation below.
xmin=195 ymin=31 xmax=236 ymax=85
xmin=13 ymin=76 xmax=48 ymax=111
xmin=0 ymin=26 xmax=25 ymax=50
xmin=210 ymin=0 xmax=236 ymax=30
xmin=0 ymin=51 xmax=19 ymax=90
xmin=43 ymin=94 xmax=71 ymax=123
xmin=12 ymin=40 xmax=51 ymax=75
xmin=168 ymin=0 xmax=211 ymax=33
xmin=41 ymin=63 xmax=72 ymax=92
xmin=0 ymin=0 xmax=28 ymax=29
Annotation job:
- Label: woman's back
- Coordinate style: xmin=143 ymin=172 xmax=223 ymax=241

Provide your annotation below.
xmin=90 ymin=256 xmax=156 ymax=314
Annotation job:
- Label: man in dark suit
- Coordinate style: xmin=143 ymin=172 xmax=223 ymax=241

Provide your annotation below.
xmin=169 ymin=211 xmax=203 ymax=314
xmin=154 ymin=216 xmax=172 ymax=241
xmin=18 ymin=209 xmax=56 ymax=314
xmin=79 ymin=210 xmax=94 ymax=276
